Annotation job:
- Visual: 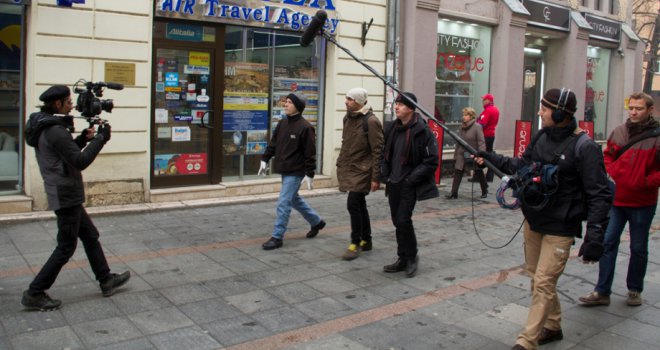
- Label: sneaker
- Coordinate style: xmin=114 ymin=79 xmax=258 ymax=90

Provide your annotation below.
xmin=627 ymin=291 xmax=642 ymax=306
xmin=21 ymin=290 xmax=61 ymax=311
xmin=538 ymin=327 xmax=563 ymax=345
xmin=306 ymin=220 xmax=326 ymax=238
xmin=342 ymin=244 xmax=359 ymax=261
xmin=359 ymin=240 xmax=372 ymax=252
xmin=262 ymin=237 xmax=283 ymax=250
xmin=100 ymin=271 xmax=131 ymax=297
xmin=579 ymin=291 xmax=610 ymax=306
xmin=383 ymin=258 xmax=407 ymax=273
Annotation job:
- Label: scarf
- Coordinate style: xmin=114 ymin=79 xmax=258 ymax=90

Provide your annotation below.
xmin=626 ymin=116 xmax=659 ymax=138
xmin=384 ymin=114 xmax=418 ymax=165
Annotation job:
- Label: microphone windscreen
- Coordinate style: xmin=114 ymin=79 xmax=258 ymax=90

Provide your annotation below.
xmin=105 ymin=82 xmax=124 ymax=90
xmin=299 ymin=10 xmax=327 ymax=47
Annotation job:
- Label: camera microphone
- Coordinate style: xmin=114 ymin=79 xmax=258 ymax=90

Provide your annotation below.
xmin=100 ymin=82 xmax=124 ymax=90
xmin=300 ymin=10 xmax=327 ymax=47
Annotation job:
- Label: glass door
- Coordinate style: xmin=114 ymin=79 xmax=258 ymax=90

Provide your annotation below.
xmin=522 ymin=49 xmax=544 ymax=132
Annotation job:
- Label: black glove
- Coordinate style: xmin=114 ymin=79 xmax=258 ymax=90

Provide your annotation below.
xmin=578 ymin=240 xmax=604 ymax=262
xmin=74 ymin=128 xmax=90 ymax=147
xmin=98 ymin=123 xmax=111 ymax=143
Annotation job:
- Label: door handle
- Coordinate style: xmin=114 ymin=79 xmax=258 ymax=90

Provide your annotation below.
xmin=198 ymin=110 xmax=213 ymax=129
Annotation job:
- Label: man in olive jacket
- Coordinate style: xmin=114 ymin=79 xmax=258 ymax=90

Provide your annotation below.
xmin=380 ymin=92 xmax=439 ymax=277
xmin=336 ymin=88 xmax=384 ymax=260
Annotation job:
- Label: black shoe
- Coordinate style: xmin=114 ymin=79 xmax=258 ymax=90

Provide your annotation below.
xmin=359 ymin=240 xmax=372 ymax=252
xmin=21 ymin=290 xmax=62 ymax=311
xmin=480 ymin=191 xmax=488 ymax=198
xmin=100 ymin=271 xmax=131 ymax=297
xmin=511 ymin=345 xmax=527 ymax=350
xmin=538 ymin=327 xmax=563 ymax=345
xmin=306 ymin=220 xmax=326 ymax=238
xmin=383 ymin=258 xmax=407 ymax=273
xmin=445 ymin=193 xmax=457 ymax=199
xmin=406 ymin=256 xmax=419 ymax=278
xmin=262 ymin=237 xmax=283 ymax=250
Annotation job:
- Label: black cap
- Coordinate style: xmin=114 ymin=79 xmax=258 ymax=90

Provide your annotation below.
xmin=287 ymin=92 xmax=307 ymax=114
xmin=39 ymin=85 xmax=71 ymax=103
xmin=395 ymin=92 xmax=418 ymax=111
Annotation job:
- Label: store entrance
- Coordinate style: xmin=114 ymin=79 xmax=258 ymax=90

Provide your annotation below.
xmin=151 ymin=22 xmax=224 ymax=188
xmin=522 ymin=48 xmax=544 ymax=132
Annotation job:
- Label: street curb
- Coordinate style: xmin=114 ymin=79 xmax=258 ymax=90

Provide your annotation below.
xmin=0 ymin=188 xmax=341 ymax=224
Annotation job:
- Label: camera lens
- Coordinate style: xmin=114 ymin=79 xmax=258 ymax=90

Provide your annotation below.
xmin=100 ymin=99 xmax=114 ymax=113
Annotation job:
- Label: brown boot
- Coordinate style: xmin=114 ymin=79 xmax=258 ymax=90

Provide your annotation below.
xmin=342 ymin=244 xmax=359 ymax=261
xmin=579 ymin=291 xmax=610 ymax=306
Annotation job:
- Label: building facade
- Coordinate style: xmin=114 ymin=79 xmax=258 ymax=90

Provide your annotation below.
xmin=1 ymin=0 xmax=388 ymax=213
xmin=398 ymin=0 xmax=643 ymax=154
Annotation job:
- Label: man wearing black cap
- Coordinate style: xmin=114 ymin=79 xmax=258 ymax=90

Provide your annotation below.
xmin=22 ymin=85 xmax=129 ymax=311
xmin=475 ymin=88 xmax=612 ymax=350
xmin=259 ymin=92 xmax=325 ymax=250
xmin=380 ymin=92 xmax=439 ymax=277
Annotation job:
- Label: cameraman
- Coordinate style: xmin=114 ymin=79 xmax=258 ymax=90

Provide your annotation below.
xmin=475 ymin=88 xmax=611 ymax=350
xmin=22 ymin=85 xmax=129 ymax=311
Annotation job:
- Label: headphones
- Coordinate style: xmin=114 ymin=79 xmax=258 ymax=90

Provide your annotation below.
xmin=551 ymin=88 xmax=571 ymax=124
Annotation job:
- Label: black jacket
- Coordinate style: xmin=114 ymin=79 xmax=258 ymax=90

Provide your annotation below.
xmin=380 ymin=113 xmax=439 ymax=201
xmin=262 ymin=113 xmax=317 ymax=177
xmin=484 ymin=119 xmax=611 ymax=242
xmin=25 ymin=112 xmax=107 ymax=210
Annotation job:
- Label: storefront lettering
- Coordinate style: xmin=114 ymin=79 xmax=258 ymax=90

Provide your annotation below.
xmin=158 ymin=0 xmax=340 ymax=34
xmin=518 ymin=129 xmax=528 ymax=156
xmin=588 ymin=21 xmax=618 ymax=36
xmin=436 ymin=52 xmax=485 ymax=72
xmin=438 ymin=34 xmax=480 ymax=50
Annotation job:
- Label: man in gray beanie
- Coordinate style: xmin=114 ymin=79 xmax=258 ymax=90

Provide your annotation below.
xmin=337 ymin=87 xmax=384 ymax=260
xmin=259 ymin=91 xmax=325 ymax=250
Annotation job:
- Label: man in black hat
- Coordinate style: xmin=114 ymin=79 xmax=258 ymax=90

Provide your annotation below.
xmin=380 ymin=92 xmax=439 ymax=277
xmin=474 ymin=88 xmax=612 ymax=350
xmin=22 ymin=85 xmax=129 ymax=311
xmin=259 ymin=92 xmax=325 ymax=250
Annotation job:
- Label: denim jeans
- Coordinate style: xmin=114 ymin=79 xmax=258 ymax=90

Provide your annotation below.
xmin=595 ymin=204 xmax=656 ymax=295
xmin=272 ymin=175 xmax=321 ymax=240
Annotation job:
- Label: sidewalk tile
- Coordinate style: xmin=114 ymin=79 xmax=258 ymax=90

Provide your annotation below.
xmin=250 ymin=306 xmax=316 ymax=332
xmin=61 ymin=298 xmax=123 ymax=325
xmin=148 ymin=326 xmax=220 ymax=350
xmin=10 ymin=326 xmax=82 ymax=350
xmin=295 ymin=296 xmax=354 ymax=322
xmin=178 ymin=298 xmax=242 ymax=324
xmin=202 ymin=315 xmax=271 ymax=346
xmin=224 ymin=289 xmax=286 ymax=314
xmin=110 ymin=290 xmax=172 ymax=315
xmin=128 ymin=307 xmax=194 ymax=335
xmin=159 ymin=283 xmax=216 ymax=305
xmin=72 ymin=317 xmax=142 ymax=348
xmin=2 ymin=309 xmax=68 ymax=336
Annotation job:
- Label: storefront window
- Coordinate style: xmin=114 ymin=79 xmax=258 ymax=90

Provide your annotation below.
xmin=0 ymin=3 xmax=23 ymax=194
xmin=585 ymin=46 xmax=610 ymax=140
xmin=435 ymin=19 xmax=492 ymax=147
xmin=223 ymin=26 xmax=323 ymax=180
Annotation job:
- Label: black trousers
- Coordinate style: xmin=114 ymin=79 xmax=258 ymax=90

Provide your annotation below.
xmin=484 ymin=136 xmax=495 ymax=181
xmin=28 ymin=205 xmax=110 ymax=293
xmin=347 ymin=191 xmax=372 ymax=244
xmin=387 ymin=182 xmax=418 ymax=259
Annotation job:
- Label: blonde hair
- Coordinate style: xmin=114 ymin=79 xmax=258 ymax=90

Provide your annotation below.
xmin=462 ymin=107 xmax=476 ymax=119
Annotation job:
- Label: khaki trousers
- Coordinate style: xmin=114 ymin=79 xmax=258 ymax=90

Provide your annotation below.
xmin=516 ymin=223 xmax=573 ymax=350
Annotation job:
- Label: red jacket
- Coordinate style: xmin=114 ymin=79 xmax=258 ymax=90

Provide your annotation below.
xmin=477 ymin=103 xmax=499 ymax=138
xmin=604 ymin=121 xmax=660 ymax=207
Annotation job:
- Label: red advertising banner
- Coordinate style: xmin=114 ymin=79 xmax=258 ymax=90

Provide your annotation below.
xmin=579 ymin=121 xmax=594 ymax=139
xmin=428 ymin=121 xmax=444 ymax=184
xmin=514 ymin=120 xmax=533 ymax=158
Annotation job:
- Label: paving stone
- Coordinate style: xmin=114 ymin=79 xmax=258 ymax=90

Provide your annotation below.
xmin=72 ymin=317 xmax=142 ymax=348
xmin=267 ymin=282 xmax=326 ymax=304
xmin=202 ymin=315 xmax=271 ymax=346
xmin=418 ymin=300 xmax=483 ymax=325
xmin=334 ymin=288 xmax=390 ymax=312
xmin=285 ymin=333 xmax=372 ymax=350
xmin=295 ymin=296 xmax=354 ymax=322
xmin=456 ymin=312 xmax=524 ymax=345
xmin=606 ymin=318 xmax=660 ymax=346
xmin=363 ymin=281 xmax=425 ymax=301
xmin=178 ymin=297 xmax=243 ymax=324
xmin=90 ymin=337 xmax=155 ymax=350
xmin=148 ymin=326 xmax=220 ymax=350
xmin=111 ymin=290 xmax=173 ymax=315
xmin=581 ymin=330 xmax=653 ymax=350
xmin=9 ymin=326 xmax=83 ymax=350
xmin=224 ymin=289 xmax=286 ymax=314
xmin=632 ymin=306 xmax=660 ymax=327
xmin=303 ymin=275 xmax=360 ymax=294
xmin=0 ymin=337 xmax=9 ymax=350
xmin=202 ymin=275 xmax=259 ymax=297
xmin=448 ymin=290 xmax=510 ymax=313
xmin=2 ymin=309 xmax=68 ymax=336
xmin=128 ymin=306 xmax=194 ymax=335
xmin=250 ymin=306 xmax=316 ymax=332
xmin=486 ymin=302 xmax=529 ymax=326
xmin=159 ymin=283 xmax=216 ymax=305
xmin=61 ymin=298 xmax=124 ymax=325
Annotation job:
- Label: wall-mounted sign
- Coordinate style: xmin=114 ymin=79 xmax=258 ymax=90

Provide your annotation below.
xmin=155 ymin=0 xmax=340 ymax=35
xmin=105 ymin=62 xmax=136 ymax=86
xmin=520 ymin=0 xmax=570 ymax=32
xmin=582 ymin=13 xmax=621 ymax=43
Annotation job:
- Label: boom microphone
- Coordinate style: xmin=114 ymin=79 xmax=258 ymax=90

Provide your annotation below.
xmin=100 ymin=82 xmax=124 ymax=90
xmin=300 ymin=10 xmax=327 ymax=47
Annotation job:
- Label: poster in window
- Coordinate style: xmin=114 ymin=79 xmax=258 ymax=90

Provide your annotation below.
xmin=154 ymin=153 xmax=207 ymax=176
xmin=272 ymin=78 xmax=319 ymax=126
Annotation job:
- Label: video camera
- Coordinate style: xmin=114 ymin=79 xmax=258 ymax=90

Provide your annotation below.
xmin=73 ymin=79 xmax=123 ymax=125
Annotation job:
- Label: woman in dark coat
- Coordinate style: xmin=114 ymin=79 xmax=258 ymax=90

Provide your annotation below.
xmin=446 ymin=107 xmax=487 ymax=199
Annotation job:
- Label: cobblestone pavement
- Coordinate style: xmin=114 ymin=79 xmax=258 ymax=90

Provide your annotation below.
xmin=1 ymin=183 xmax=659 ymax=350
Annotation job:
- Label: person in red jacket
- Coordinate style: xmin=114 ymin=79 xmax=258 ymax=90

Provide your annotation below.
xmin=476 ymin=93 xmax=499 ymax=182
xmin=580 ymin=92 xmax=659 ymax=307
